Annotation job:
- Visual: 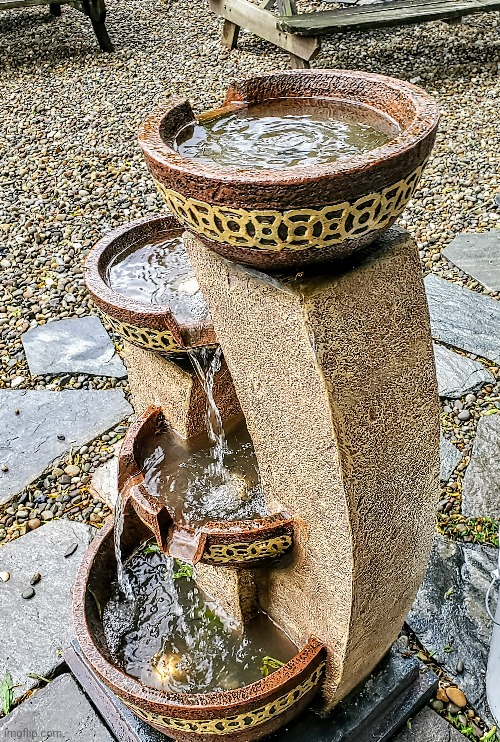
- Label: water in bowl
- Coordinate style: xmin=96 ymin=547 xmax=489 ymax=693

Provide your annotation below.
xmin=103 ymin=541 xmax=297 ymax=692
xmin=140 ymin=415 xmax=267 ymax=527
xmin=106 ymin=230 xmax=210 ymax=325
xmin=175 ymin=97 xmax=398 ymax=171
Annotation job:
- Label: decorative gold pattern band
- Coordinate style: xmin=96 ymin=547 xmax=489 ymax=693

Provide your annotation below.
xmin=122 ymin=663 xmax=325 ymax=735
xmin=101 ymin=313 xmax=188 ymax=356
xmin=154 ymin=165 xmax=423 ymax=253
xmin=204 ymin=534 xmax=293 ymax=564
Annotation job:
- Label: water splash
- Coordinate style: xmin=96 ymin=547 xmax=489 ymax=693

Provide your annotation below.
xmin=188 ymin=346 xmax=228 ymax=482
xmin=113 ymin=490 xmax=134 ymax=601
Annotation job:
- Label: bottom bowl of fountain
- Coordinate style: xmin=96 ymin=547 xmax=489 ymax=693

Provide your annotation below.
xmin=84 ymin=214 xmax=217 ymax=356
xmin=73 ymin=515 xmax=326 ymax=742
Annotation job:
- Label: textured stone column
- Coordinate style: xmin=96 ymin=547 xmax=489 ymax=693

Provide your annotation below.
xmin=186 ymin=227 xmax=439 ymax=710
xmin=122 ymin=340 xmax=241 ymax=438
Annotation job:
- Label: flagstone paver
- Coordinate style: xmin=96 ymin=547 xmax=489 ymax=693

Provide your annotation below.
xmin=443 ymin=231 xmax=500 ymax=293
xmin=462 ymin=414 xmax=500 ymax=518
xmin=440 ymin=434 xmax=462 ymax=482
xmin=434 ymin=344 xmax=494 ymax=399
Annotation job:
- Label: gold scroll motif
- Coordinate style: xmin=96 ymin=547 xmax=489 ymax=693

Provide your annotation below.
xmin=154 ymin=165 xmax=423 ymax=253
xmin=122 ymin=663 xmax=325 ymax=735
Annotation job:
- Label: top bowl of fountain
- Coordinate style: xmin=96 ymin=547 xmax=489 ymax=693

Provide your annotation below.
xmin=138 ymin=70 xmax=439 ymax=269
xmin=84 ymin=214 xmax=217 ymax=356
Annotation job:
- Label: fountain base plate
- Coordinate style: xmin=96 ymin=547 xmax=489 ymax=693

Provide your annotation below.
xmin=64 ymin=637 xmax=437 ymax=742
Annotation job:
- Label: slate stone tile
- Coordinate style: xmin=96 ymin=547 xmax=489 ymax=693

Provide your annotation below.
xmin=0 ymin=389 xmax=133 ymax=504
xmin=425 ymin=275 xmax=500 ymax=363
xmin=392 ymin=706 xmax=467 ymax=741
xmin=0 ymin=674 xmax=114 ymax=741
xmin=21 ymin=316 xmax=127 ymax=378
xmin=462 ymin=414 xmax=500 ymax=518
xmin=444 ymin=231 xmax=500 ymax=293
xmin=434 ymin=344 xmax=493 ymax=399
xmin=0 ymin=521 xmax=94 ymax=702
xmin=408 ymin=535 xmax=496 ymax=725
xmin=440 ymin=434 xmax=462 ymax=482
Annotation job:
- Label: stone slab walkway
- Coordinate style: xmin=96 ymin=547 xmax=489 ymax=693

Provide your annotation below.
xmin=21 ymin=316 xmax=127 ymax=379
xmin=462 ymin=414 xmax=500 ymax=518
xmin=393 ymin=706 xmax=467 ymax=740
xmin=407 ymin=535 xmax=496 ymax=725
xmin=444 ymin=231 xmax=500 ymax=293
xmin=0 ymin=389 xmax=132 ymax=505
xmin=0 ymin=674 xmax=114 ymax=741
xmin=434 ymin=343 xmax=493 ymax=399
xmin=425 ymin=274 xmax=500 ymax=363
xmin=440 ymin=434 xmax=462 ymax=482
xmin=0 ymin=520 xmax=93 ymax=702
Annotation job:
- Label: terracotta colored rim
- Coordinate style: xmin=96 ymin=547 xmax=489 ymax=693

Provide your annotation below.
xmin=72 ymin=518 xmax=326 ymax=724
xmin=118 ymin=406 xmax=295 ymax=567
xmin=138 ymin=69 xmax=439 ymax=210
xmin=84 ymin=214 xmax=217 ymax=351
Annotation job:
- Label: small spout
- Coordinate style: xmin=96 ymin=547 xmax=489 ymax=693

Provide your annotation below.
xmin=124 ymin=481 xmax=173 ymax=554
xmin=167 ymin=528 xmax=207 ymax=566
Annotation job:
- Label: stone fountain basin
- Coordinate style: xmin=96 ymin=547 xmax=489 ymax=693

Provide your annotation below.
xmin=84 ymin=214 xmax=217 ymax=356
xmin=72 ymin=515 xmax=326 ymax=741
xmin=119 ymin=406 xmax=295 ymax=568
xmin=138 ymin=69 xmax=439 ymax=269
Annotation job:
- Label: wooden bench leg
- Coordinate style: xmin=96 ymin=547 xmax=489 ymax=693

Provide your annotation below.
xmin=91 ymin=17 xmax=114 ymax=51
xmin=49 ymin=3 xmax=61 ymax=15
xmin=222 ymin=19 xmax=240 ymax=49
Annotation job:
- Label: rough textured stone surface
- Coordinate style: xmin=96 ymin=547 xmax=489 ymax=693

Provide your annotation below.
xmin=196 ymin=563 xmax=257 ymax=625
xmin=0 ymin=390 xmax=133 ymax=504
xmin=122 ymin=340 xmax=240 ymax=438
xmin=90 ymin=444 xmax=120 ymax=510
xmin=393 ymin=706 xmax=467 ymax=741
xmin=0 ymin=520 xmax=94 ymax=701
xmin=434 ymin=343 xmax=493 ymax=399
xmin=187 ymin=227 xmax=439 ymax=710
xmin=408 ymin=535 xmax=496 ymax=725
xmin=443 ymin=231 xmax=500 ymax=293
xmin=425 ymin=274 xmax=500 ymax=363
xmin=0 ymin=674 xmax=114 ymax=741
xmin=440 ymin=434 xmax=463 ymax=482
xmin=21 ymin=316 xmax=127 ymax=378
xmin=462 ymin=414 xmax=500 ymax=518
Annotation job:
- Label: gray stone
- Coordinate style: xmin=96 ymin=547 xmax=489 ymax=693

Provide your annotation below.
xmin=462 ymin=414 xmax=500 ymax=518
xmin=444 ymin=231 xmax=500 ymax=293
xmin=407 ymin=535 xmax=496 ymax=725
xmin=0 ymin=390 xmax=133 ymax=504
xmin=0 ymin=520 xmax=94 ymax=702
xmin=90 ymin=443 xmax=120 ymax=510
xmin=0 ymin=674 xmax=113 ymax=741
xmin=440 ymin=434 xmax=462 ymax=481
xmin=21 ymin=316 xmax=127 ymax=378
xmin=433 ymin=344 xmax=494 ymax=399
xmin=393 ymin=706 xmax=468 ymax=741
xmin=425 ymin=274 xmax=500 ymax=363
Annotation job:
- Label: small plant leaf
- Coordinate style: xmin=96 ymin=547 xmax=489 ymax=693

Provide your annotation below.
xmin=173 ymin=560 xmax=194 ymax=580
xmin=260 ymin=656 xmax=285 ymax=677
xmin=143 ymin=543 xmax=161 ymax=555
xmin=0 ymin=671 xmax=14 ymax=716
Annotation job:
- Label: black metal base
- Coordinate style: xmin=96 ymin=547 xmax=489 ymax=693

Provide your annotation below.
xmin=64 ymin=639 xmax=438 ymax=742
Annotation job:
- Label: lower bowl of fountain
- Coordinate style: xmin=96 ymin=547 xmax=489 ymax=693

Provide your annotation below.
xmin=84 ymin=214 xmax=217 ymax=356
xmin=119 ymin=406 xmax=295 ymax=567
xmin=139 ymin=69 xmax=439 ymax=269
xmin=73 ymin=516 xmax=326 ymax=742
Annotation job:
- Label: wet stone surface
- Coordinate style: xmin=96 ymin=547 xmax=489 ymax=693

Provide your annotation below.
xmin=407 ymin=535 xmax=496 ymax=726
xmin=461 ymin=414 xmax=500 ymax=518
xmin=0 ymin=520 xmax=94 ymax=702
xmin=0 ymin=673 xmax=114 ymax=741
xmin=0 ymin=390 xmax=133 ymax=504
xmin=443 ymin=231 xmax=500 ymax=293
xmin=440 ymin=434 xmax=463 ymax=482
xmin=21 ymin=316 xmax=127 ymax=378
xmin=393 ymin=706 xmax=467 ymax=740
xmin=433 ymin=343 xmax=494 ymax=399
xmin=425 ymin=275 xmax=500 ymax=364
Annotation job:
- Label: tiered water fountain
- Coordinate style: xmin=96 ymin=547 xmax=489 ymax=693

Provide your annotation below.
xmin=73 ymin=70 xmax=440 ymax=741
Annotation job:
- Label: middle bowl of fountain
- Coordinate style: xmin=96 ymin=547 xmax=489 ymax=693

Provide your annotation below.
xmin=139 ymin=69 xmax=439 ymax=269
xmin=84 ymin=214 xmax=217 ymax=356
